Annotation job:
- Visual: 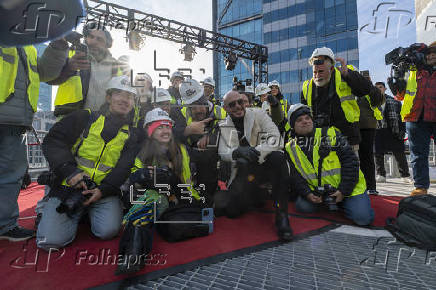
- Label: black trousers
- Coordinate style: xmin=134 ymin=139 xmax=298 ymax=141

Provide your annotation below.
xmin=358 ymin=129 xmax=376 ymax=190
xmin=374 ymin=151 xmax=410 ymax=178
xmin=191 ymin=149 xmax=218 ymax=206
xmin=214 ymin=151 xmax=290 ymax=218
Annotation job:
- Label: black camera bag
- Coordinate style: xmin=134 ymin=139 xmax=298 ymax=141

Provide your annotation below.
xmin=157 ymin=204 xmax=209 ymax=242
xmin=385 ymin=195 xmax=436 ymax=250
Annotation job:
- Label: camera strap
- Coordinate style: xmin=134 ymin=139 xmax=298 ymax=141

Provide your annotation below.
xmin=73 ymin=111 xmax=100 ymax=157
xmin=317 ymin=127 xmax=332 ymax=187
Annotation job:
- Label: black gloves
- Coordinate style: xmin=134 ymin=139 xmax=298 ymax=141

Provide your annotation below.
xmin=267 ymin=94 xmax=279 ymax=107
xmin=232 ymin=146 xmax=260 ymax=163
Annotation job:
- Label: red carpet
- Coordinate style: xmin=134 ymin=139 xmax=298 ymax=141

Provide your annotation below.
xmin=0 ymin=184 xmax=403 ymax=290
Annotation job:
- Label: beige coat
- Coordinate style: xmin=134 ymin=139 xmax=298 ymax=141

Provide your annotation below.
xmin=218 ymin=108 xmax=283 ymax=184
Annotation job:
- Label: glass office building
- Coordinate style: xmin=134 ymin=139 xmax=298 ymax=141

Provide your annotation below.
xmin=214 ymin=0 xmax=359 ymax=104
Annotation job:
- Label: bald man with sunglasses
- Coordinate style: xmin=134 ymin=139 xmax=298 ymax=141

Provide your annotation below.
xmin=214 ymin=90 xmax=293 ymax=241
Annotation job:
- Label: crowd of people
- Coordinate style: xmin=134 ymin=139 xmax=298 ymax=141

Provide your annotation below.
xmin=0 ymin=26 xmax=435 ymax=266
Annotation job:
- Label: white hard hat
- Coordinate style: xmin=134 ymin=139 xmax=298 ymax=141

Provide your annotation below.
xmin=134 ymin=72 xmax=152 ymax=85
xmin=244 ymin=85 xmax=254 ymax=94
xmin=203 ymin=77 xmax=215 ymax=87
xmin=144 ymin=108 xmax=174 ymax=128
xmin=152 ymin=88 xmax=172 ymax=103
xmin=309 ymin=47 xmax=335 ymax=65
xmin=268 ymin=80 xmax=280 ymax=89
xmin=170 ymin=71 xmax=184 ymax=82
xmin=287 ymin=103 xmax=312 ymax=125
xmin=180 ymin=79 xmax=204 ymax=104
xmin=255 ymin=83 xmax=271 ymax=96
xmin=107 ymin=75 xmax=137 ymax=95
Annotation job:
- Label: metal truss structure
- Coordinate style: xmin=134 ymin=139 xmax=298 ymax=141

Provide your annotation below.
xmin=84 ymin=0 xmax=268 ymax=84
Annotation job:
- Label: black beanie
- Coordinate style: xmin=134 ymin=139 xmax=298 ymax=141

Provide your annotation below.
xmin=289 ymin=107 xmax=312 ymax=129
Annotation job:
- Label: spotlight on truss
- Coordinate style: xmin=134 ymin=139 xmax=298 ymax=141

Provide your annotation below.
xmin=180 ymin=43 xmax=196 ymax=61
xmin=128 ymin=31 xmax=145 ymax=51
xmin=224 ymin=52 xmax=238 ymax=71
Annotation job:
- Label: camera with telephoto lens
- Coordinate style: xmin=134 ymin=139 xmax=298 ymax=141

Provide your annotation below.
xmin=56 ymin=176 xmax=97 ymax=217
xmin=385 ymin=43 xmax=427 ymax=95
xmin=313 ymin=184 xmax=338 ymax=211
xmin=232 ymin=77 xmax=252 ymax=93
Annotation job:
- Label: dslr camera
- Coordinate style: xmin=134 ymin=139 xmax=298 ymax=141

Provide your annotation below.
xmin=56 ymin=176 xmax=97 ymax=217
xmin=64 ymin=31 xmax=88 ymax=56
xmin=232 ymin=77 xmax=252 ymax=93
xmin=313 ymin=184 xmax=338 ymax=211
xmin=385 ymin=43 xmax=427 ymax=95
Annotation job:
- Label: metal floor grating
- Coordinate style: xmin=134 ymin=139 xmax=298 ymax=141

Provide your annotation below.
xmin=125 ymin=230 xmax=436 ymax=290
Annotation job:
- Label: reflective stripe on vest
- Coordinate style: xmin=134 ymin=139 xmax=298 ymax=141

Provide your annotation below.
xmin=132 ymin=144 xmax=200 ymax=200
xmin=302 ymin=66 xmax=360 ymax=123
xmin=63 ymin=113 xmax=130 ymax=185
xmin=181 ymin=104 xmax=226 ymax=126
xmin=0 ymin=46 xmax=40 ymax=112
xmin=365 ymin=95 xmax=383 ymax=120
xmin=285 ymin=127 xmax=366 ymax=197
xmin=401 ymin=70 xmax=417 ymax=121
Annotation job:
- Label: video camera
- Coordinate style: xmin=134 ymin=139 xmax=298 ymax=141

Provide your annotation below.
xmin=232 ymin=77 xmax=252 ymax=93
xmin=313 ymin=184 xmax=338 ymax=211
xmin=56 ymin=176 xmax=97 ymax=217
xmin=385 ymin=43 xmax=427 ymax=95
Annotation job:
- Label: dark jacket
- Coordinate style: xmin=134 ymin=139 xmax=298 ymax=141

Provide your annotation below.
xmin=358 ymin=88 xmax=385 ymax=129
xmin=168 ymin=86 xmax=182 ymax=104
xmin=287 ymin=129 xmax=360 ymax=197
xmin=301 ymin=69 xmax=383 ymax=145
xmin=42 ymin=109 xmax=141 ymax=197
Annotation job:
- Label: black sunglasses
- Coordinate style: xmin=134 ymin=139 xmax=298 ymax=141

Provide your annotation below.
xmin=228 ymin=98 xmax=245 ymax=108
xmin=313 ymin=59 xmax=325 ymax=65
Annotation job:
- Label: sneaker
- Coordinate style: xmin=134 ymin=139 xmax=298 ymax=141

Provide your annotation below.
xmin=368 ymin=190 xmax=379 ymax=195
xmin=376 ymin=175 xmax=386 ymax=183
xmin=410 ymin=188 xmax=427 ymax=196
xmin=0 ymin=226 xmax=35 ymax=242
xmin=401 ymin=177 xmax=413 ymax=184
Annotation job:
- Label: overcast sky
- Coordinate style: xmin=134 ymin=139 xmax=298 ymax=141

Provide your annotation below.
xmin=108 ymin=0 xmax=214 ymax=87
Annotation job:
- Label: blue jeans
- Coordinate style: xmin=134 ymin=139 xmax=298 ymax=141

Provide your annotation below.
xmin=296 ymin=191 xmax=375 ymax=226
xmin=36 ymin=196 xmax=122 ymax=251
xmin=406 ymin=120 xmax=436 ymax=189
xmin=0 ymin=126 xmax=27 ymax=234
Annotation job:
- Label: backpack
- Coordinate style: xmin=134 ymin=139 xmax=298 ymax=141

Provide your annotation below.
xmin=385 ymin=195 xmax=436 ymax=250
xmin=157 ymin=205 xmax=212 ymax=242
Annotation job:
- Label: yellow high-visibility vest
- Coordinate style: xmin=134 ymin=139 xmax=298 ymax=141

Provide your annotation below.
xmin=285 ymin=127 xmax=366 ymax=197
xmin=0 ymin=46 xmax=40 ymax=112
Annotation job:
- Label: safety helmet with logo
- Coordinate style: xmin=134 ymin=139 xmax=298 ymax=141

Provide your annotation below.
xmin=144 ymin=107 xmax=174 ymax=128
xmin=268 ymin=80 xmax=280 ymax=89
xmin=170 ymin=71 xmax=185 ymax=82
xmin=309 ymin=47 xmax=335 ymax=65
xmin=287 ymin=103 xmax=312 ymax=128
xmin=180 ymin=79 xmax=204 ymax=104
xmin=107 ymin=75 xmax=137 ymax=95
xmin=152 ymin=88 xmax=172 ymax=103
xmin=203 ymin=77 xmax=215 ymax=87
xmin=255 ymin=83 xmax=271 ymax=96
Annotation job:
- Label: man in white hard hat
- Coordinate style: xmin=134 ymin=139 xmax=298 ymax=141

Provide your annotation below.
xmin=301 ymin=47 xmax=382 ymax=150
xmin=255 ymin=83 xmax=285 ymax=128
xmin=151 ymin=88 xmax=172 ymax=115
xmin=268 ymin=80 xmax=289 ymax=122
xmin=203 ymin=77 xmax=220 ymax=106
xmin=168 ymin=71 xmax=185 ymax=105
xmin=36 ymin=75 xmax=141 ymax=250
xmin=214 ymin=90 xmax=292 ymax=241
xmin=285 ymin=104 xmax=374 ymax=226
xmin=172 ymin=79 xmax=227 ymax=204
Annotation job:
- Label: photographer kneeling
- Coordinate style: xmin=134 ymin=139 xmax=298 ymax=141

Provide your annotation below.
xmin=285 ymin=104 xmax=374 ymax=226
xmin=36 ymin=76 xmax=140 ymax=250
